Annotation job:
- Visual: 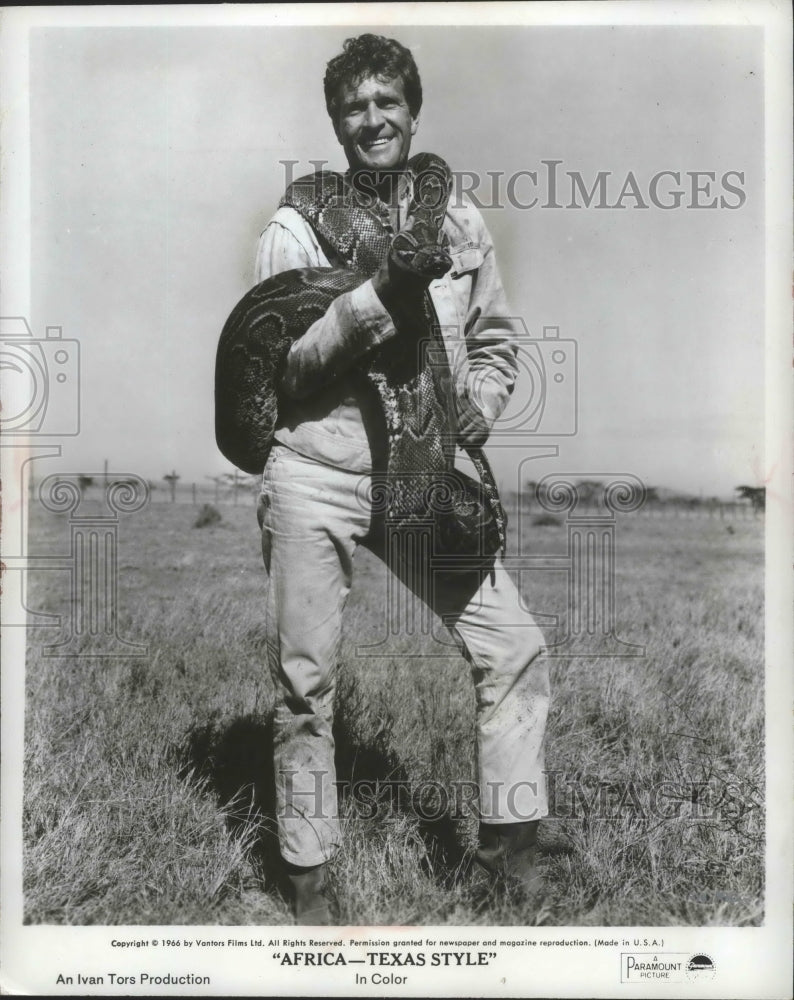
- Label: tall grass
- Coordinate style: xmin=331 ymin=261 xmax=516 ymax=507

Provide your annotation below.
xmin=23 ymin=499 xmax=764 ymax=925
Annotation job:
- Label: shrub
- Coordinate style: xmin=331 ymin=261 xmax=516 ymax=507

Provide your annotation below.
xmin=532 ymin=514 xmax=562 ymax=527
xmin=194 ymin=504 xmax=222 ymax=528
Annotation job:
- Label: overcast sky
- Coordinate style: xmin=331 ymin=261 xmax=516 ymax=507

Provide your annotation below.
xmin=26 ymin=22 xmax=764 ymax=497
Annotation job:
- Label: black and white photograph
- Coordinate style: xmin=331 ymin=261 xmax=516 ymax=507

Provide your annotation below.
xmin=1 ymin=2 xmax=791 ymax=996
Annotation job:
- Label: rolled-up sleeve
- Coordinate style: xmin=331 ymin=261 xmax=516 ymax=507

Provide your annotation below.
xmin=254 ymin=207 xmax=396 ymax=399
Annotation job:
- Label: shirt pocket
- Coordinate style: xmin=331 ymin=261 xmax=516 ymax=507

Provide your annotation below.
xmin=448 ymin=241 xmax=484 ymax=279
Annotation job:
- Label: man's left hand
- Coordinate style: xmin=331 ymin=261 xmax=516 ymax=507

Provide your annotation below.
xmin=457 ymin=399 xmax=492 ymax=448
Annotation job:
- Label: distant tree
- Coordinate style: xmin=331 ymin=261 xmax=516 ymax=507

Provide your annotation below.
xmin=735 ymin=485 xmax=765 ymax=511
xmin=529 ymin=480 xmax=546 ymax=507
xmin=205 ymin=474 xmax=224 ymax=503
xmin=574 ymin=479 xmax=605 ymax=509
xmin=222 ymin=471 xmax=256 ymax=490
xmin=204 ymin=471 xmax=258 ymax=505
xmin=163 ymin=470 xmax=180 ymax=503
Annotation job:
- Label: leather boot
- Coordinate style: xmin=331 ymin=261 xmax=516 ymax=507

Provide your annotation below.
xmin=476 ymin=820 xmax=543 ymax=896
xmin=286 ymin=862 xmax=332 ymax=925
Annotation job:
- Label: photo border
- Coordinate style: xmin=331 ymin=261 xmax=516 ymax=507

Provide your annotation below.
xmin=2 ymin=2 xmax=791 ymax=997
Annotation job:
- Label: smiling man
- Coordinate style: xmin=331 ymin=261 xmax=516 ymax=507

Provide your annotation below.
xmin=334 ymin=74 xmax=417 ymax=172
xmin=254 ymin=33 xmax=550 ymax=924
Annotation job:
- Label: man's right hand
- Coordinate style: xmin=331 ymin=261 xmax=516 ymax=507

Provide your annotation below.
xmin=371 ymin=217 xmax=452 ymax=314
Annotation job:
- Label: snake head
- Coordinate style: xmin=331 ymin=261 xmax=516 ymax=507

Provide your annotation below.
xmin=391 ymin=228 xmax=452 ymax=278
xmin=404 ymin=245 xmax=453 ymax=278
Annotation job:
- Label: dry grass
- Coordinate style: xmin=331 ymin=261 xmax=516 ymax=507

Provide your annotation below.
xmin=23 ymin=496 xmax=764 ymax=925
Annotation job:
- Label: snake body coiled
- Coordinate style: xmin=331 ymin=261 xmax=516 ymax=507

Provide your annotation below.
xmin=215 ymin=153 xmax=506 ymax=551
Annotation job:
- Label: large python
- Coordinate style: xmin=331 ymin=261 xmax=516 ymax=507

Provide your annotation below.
xmin=215 ymin=152 xmax=506 ymax=556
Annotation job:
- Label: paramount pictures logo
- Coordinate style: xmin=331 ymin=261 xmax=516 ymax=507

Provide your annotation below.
xmin=621 ymin=952 xmax=716 ymax=983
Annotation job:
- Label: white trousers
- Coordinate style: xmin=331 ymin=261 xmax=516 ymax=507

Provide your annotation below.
xmin=259 ymin=444 xmax=550 ymax=866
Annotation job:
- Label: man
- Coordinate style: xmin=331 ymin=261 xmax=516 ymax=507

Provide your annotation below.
xmin=254 ymin=33 xmax=549 ymax=924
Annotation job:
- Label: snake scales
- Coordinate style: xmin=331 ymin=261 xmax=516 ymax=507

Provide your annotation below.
xmin=215 ymin=152 xmax=506 ymax=555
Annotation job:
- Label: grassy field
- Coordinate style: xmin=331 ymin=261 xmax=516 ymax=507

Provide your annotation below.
xmin=22 ymin=493 xmax=764 ymax=926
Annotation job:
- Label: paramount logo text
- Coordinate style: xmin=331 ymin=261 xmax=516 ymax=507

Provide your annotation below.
xmin=621 ymin=953 xmax=689 ymax=983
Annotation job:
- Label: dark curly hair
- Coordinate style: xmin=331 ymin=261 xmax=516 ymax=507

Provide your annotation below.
xmin=324 ymin=34 xmax=423 ymax=122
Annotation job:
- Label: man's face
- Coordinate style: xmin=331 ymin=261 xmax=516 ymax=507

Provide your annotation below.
xmin=334 ymin=74 xmax=419 ymax=172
